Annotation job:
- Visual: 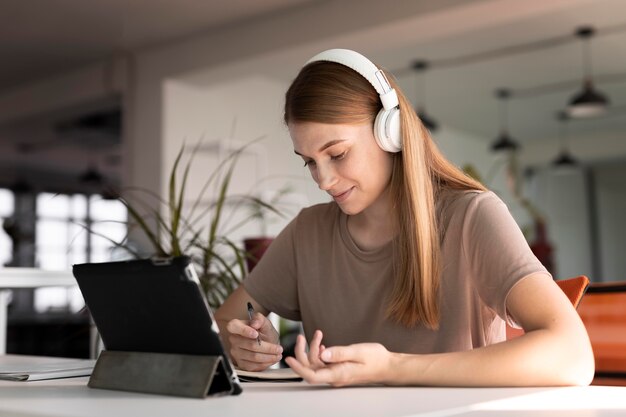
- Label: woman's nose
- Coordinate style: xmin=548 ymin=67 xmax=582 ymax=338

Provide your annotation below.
xmin=316 ymin=164 xmax=337 ymax=191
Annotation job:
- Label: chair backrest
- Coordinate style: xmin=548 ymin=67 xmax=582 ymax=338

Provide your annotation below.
xmin=506 ymin=275 xmax=590 ymax=340
xmin=577 ymin=281 xmax=626 ymax=378
xmin=557 ymin=275 xmax=591 ymax=308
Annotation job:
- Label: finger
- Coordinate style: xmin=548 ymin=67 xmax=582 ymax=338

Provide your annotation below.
xmin=249 ymin=312 xmax=267 ymax=330
xmin=233 ymin=345 xmax=282 ymax=365
xmin=226 ymin=319 xmax=260 ymax=340
xmin=229 ymin=336 xmax=282 ymax=369
xmin=293 ymin=334 xmax=310 ymax=367
xmin=284 ymin=356 xmax=314 ymax=381
xmin=319 ymin=344 xmax=326 ymax=360
xmin=320 ymin=345 xmax=356 ymax=364
xmin=307 ymin=330 xmax=325 ymax=368
xmin=237 ymin=357 xmax=280 ymax=372
xmin=253 ymin=313 xmax=280 ymax=343
xmin=228 ymin=334 xmax=283 ymax=355
xmin=285 ymin=357 xmax=336 ymax=385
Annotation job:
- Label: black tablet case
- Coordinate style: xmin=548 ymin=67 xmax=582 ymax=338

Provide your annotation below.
xmin=73 ymin=256 xmax=242 ymax=397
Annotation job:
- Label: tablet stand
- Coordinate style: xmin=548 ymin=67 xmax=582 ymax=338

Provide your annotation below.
xmin=88 ymin=350 xmax=234 ymax=398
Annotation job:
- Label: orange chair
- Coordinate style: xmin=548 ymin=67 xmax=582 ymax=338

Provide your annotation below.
xmin=506 ymin=275 xmax=590 ymax=340
xmin=577 ymin=281 xmax=626 ymax=385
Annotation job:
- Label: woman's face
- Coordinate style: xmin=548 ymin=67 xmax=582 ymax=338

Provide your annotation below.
xmin=289 ymin=121 xmax=394 ymax=216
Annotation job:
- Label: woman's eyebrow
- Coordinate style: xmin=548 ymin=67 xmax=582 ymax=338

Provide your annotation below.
xmin=294 ymin=139 xmax=347 ymax=156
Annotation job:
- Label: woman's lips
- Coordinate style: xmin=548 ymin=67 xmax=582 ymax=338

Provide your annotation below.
xmin=332 ymin=187 xmax=353 ymax=203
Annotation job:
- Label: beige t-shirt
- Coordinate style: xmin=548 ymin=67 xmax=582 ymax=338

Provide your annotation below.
xmin=244 ymin=190 xmax=551 ymax=354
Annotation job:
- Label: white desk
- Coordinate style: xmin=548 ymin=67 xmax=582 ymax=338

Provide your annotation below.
xmin=0 ymin=269 xmax=77 ymax=354
xmin=1 ymin=356 xmax=626 ymax=417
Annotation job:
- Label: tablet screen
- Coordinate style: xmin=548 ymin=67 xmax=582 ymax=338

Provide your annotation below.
xmin=73 ymin=256 xmax=242 ymax=394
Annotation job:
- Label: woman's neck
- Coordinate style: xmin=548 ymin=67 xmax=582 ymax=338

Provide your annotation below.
xmin=347 ymin=191 xmax=396 ymax=251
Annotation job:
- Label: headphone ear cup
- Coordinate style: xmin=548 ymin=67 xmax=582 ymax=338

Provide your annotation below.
xmin=374 ymin=108 xmax=402 ymax=153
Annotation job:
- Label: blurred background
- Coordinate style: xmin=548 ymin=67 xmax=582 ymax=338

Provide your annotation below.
xmin=1 ymin=0 xmax=625 ymax=358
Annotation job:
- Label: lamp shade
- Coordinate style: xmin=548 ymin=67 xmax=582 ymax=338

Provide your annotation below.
xmin=552 ymin=150 xmax=578 ymax=167
xmin=10 ymin=178 xmax=33 ymax=194
xmin=568 ymin=79 xmax=609 ymax=118
xmin=490 ymin=131 xmax=519 ymax=152
xmin=79 ymin=167 xmax=104 ymax=185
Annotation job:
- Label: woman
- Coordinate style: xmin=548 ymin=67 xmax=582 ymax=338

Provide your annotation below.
xmin=215 ymin=49 xmax=594 ymax=387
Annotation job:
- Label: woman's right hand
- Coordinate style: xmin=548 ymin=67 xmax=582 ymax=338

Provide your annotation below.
xmin=226 ymin=312 xmax=283 ymax=371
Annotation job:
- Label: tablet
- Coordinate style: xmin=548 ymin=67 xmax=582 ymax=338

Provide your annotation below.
xmin=72 ymin=256 xmax=242 ymax=395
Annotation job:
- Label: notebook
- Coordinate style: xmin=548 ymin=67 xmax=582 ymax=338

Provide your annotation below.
xmin=235 ymin=366 xmax=301 ymax=382
xmin=72 ymin=256 xmax=242 ymax=395
xmin=0 ymin=358 xmax=96 ymax=381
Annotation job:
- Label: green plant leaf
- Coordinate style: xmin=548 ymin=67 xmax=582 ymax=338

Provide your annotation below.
xmin=221 ymin=236 xmax=248 ymax=279
xmin=118 ymin=197 xmax=167 ymax=256
xmin=168 ymin=144 xmax=186 ymax=256
xmin=204 ymin=151 xmax=239 ymax=267
xmin=99 ymin=137 xmax=277 ymax=309
xmin=72 ymin=220 xmax=143 ymax=259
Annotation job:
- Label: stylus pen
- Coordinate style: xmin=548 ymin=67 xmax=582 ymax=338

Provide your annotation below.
xmin=247 ymin=301 xmax=262 ymax=346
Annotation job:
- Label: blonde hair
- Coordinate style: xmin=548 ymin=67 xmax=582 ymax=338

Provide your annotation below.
xmin=285 ymin=61 xmax=486 ymax=329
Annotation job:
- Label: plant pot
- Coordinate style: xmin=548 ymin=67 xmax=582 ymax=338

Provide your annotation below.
xmin=243 ymin=237 xmax=274 ymax=273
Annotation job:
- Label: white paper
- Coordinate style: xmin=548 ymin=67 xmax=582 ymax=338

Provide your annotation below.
xmin=235 ymin=367 xmax=301 ymax=381
xmin=0 ymin=359 xmax=96 ymax=381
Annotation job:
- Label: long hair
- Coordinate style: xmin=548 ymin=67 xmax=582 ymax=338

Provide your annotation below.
xmin=285 ymin=61 xmax=486 ymax=329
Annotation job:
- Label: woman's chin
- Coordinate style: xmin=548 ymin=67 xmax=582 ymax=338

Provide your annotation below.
xmin=335 ymin=202 xmax=363 ymax=216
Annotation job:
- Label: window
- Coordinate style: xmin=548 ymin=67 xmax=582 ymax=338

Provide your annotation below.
xmin=34 ymin=192 xmax=127 ymax=312
xmin=88 ymin=195 xmax=127 ymax=263
xmin=36 ymin=193 xmax=88 ymax=270
xmin=2 ymin=189 xmax=128 ymax=313
xmin=0 ymin=188 xmax=15 ymax=266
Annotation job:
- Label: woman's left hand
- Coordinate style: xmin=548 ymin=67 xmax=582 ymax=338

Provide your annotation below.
xmin=285 ymin=330 xmax=393 ymax=387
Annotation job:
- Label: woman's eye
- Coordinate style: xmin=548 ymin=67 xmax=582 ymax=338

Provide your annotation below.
xmin=303 ymin=151 xmax=345 ymax=167
xmin=331 ymin=151 xmax=347 ymax=161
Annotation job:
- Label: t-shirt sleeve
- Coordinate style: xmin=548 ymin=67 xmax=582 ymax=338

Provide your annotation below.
xmin=242 ymin=214 xmax=301 ymax=321
xmin=461 ymin=191 xmax=552 ymax=327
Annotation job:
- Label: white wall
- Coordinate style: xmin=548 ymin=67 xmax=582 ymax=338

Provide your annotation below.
xmin=163 ymin=76 xmax=325 ymax=244
xmin=434 ymin=125 xmax=533 ymax=227
xmin=526 ymin=167 xmax=593 ymax=280
xmin=519 ymin=134 xmax=626 ymax=282
xmin=594 ymin=162 xmax=626 ymax=282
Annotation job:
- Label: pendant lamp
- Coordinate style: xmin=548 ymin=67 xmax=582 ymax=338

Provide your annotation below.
xmin=10 ymin=178 xmax=33 ymax=194
xmin=552 ymin=111 xmax=579 ymax=168
xmin=490 ymin=89 xmax=520 ymax=153
xmin=79 ymin=165 xmax=104 ymax=185
xmin=412 ymin=60 xmax=439 ymax=132
xmin=568 ymin=26 xmax=610 ymax=118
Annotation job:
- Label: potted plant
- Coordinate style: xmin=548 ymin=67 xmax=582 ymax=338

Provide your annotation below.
xmin=95 ymin=140 xmax=285 ymax=309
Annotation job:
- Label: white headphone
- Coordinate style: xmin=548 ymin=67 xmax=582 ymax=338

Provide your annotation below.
xmin=306 ymin=49 xmax=402 ymax=153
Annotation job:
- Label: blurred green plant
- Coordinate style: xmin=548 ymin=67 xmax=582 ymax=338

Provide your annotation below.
xmin=245 ymin=185 xmax=295 ymax=237
xmin=95 ymin=139 xmax=285 ymax=308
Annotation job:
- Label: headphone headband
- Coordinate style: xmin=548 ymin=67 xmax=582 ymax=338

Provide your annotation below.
xmin=304 ymin=48 xmax=402 ymax=153
xmin=306 ymin=49 xmax=399 ymax=111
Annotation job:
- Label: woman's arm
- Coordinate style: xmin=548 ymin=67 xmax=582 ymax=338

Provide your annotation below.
xmin=214 ymin=286 xmax=283 ymax=371
xmin=286 ymin=273 xmax=595 ymax=387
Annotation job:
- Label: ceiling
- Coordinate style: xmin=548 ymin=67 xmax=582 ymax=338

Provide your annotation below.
xmin=0 ymin=0 xmax=323 ymax=190
xmin=381 ymin=1 xmax=626 ymax=146
xmin=0 ymin=0 xmax=322 ymax=90
xmin=0 ymin=0 xmax=625 ymax=190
